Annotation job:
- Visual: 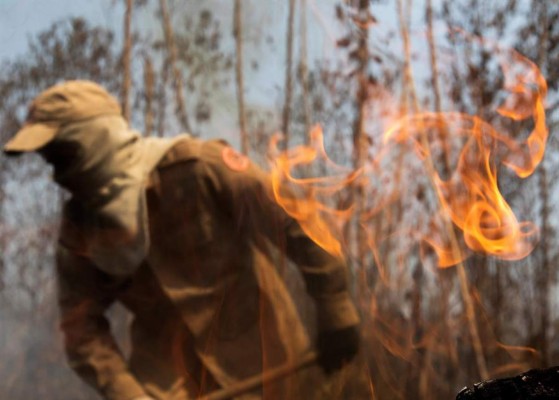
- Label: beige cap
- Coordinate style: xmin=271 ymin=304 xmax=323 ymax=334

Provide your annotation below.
xmin=3 ymin=80 xmax=122 ymax=153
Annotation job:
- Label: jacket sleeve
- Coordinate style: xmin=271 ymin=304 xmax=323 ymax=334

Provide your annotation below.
xmin=202 ymin=141 xmax=360 ymax=332
xmin=56 ymin=245 xmax=147 ymax=400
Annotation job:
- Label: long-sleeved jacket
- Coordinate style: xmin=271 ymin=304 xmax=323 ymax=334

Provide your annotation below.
xmin=56 ymin=137 xmax=360 ymax=400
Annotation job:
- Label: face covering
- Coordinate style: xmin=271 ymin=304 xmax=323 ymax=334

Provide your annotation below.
xmin=42 ymin=115 xmax=185 ymax=276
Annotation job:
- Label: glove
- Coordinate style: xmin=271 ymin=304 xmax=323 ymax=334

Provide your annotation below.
xmin=317 ymin=325 xmax=360 ymax=374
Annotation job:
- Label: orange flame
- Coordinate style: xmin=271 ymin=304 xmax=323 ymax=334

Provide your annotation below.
xmin=383 ymin=43 xmax=547 ymax=266
xmin=269 ymin=41 xmax=547 ymax=268
xmin=269 ymin=126 xmax=362 ymax=258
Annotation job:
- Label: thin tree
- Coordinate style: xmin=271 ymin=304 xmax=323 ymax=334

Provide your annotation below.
xmin=299 ymin=0 xmax=312 ymax=137
xmin=351 ymin=0 xmax=370 ymax=266
xmin=426 ymin=0 xmax=441 ymax=113
xmin=121 ymin=0 xmax=133 ymax=122
xmin=157 ymin=60 xmax=169 ymax=137
xmin=426 ymin=0 xmax=451 ymax=177
xmin=159 ymin=0 xmax=192 ymax=133
xmin=143 ymin=54 xmax=155 ymax=136
xmin=535 ymin=0 xmax=551 ymax=368
xmin=425 ymin=0 xmax=458 ymax=389
xmin=234 ymin=0 xmax=248 ymax=155
xmin=282 ymin=0 xmax=296 ymax=144
xmin=395 ymin=1 xmax=426 ymax=396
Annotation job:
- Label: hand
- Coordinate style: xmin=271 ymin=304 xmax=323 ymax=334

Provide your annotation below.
xmin=317 ymin=325 xmax=360 ymax=374
xmin=131 ymin=397 xmax=156 ymax=400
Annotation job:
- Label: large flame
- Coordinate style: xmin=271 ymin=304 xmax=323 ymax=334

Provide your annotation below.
xmin=269 ymin=41 xmax=547 ymax=268
xmin=269 ymin=126 xmax=362 ymax=258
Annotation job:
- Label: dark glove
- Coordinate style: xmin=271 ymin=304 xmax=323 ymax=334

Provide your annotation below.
xmin=317 ymin=325 xmax=360 ymax=374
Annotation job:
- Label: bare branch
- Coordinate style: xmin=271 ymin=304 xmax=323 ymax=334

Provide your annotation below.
xmin=234 ymin=0 xmax=248 ymax=155
xmin=159 ymin=0 xmax=192 ymax=133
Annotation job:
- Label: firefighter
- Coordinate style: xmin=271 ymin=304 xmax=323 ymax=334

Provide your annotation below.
xmin=3 ymin=80 xmax=360 ymax=400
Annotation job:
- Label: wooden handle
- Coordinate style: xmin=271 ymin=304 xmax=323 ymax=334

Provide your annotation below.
xmin=198 ymin=352 xmax=318 ymax=400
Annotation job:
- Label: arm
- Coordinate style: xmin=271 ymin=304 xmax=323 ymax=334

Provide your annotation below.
xmin=201 ymin=141 xmax=360 ymax=356
xmin=56 ymin=245 xmax=149 ymax=400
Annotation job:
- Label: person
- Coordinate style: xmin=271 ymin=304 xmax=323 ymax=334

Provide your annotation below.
xmin=3 ymin=80 xmax=360 ymax=400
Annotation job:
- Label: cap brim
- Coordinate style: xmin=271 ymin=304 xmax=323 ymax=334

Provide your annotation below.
xmin=3 ymin=122 xmax=59 ymax=154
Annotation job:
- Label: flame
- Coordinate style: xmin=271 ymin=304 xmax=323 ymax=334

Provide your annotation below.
xmin=269 ymin=38 xmax=547 ymax=268
xmin=382 ymin=43 xmax=547 ymax=266
xmin=269 ymin=126 xmax=361 ymax=257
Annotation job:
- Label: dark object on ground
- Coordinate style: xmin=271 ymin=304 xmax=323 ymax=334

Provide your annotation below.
xmin=456 ymin=366 xmax=559 ymax=399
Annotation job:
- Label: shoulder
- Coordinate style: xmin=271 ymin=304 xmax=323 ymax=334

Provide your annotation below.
xmin=156 ymin=137 xmax=250 ymax=171
xmin=155 ymin=137 xmax=213 ymax=168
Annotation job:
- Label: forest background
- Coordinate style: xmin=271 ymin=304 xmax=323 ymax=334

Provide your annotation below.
xmin=1 ymin=0 xmax=559 ymax=399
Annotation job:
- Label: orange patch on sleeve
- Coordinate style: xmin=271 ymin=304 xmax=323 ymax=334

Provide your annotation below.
xmin=221 ymin=147 xmax=250 ymax=172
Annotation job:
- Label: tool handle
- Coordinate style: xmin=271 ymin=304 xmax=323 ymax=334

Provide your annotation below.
xmin=198 ymin=352 xmax=318 ymax=400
